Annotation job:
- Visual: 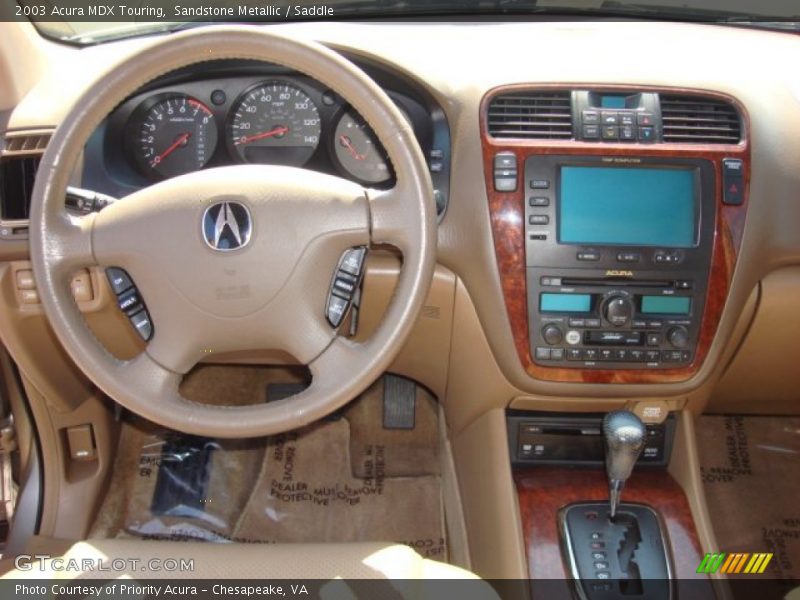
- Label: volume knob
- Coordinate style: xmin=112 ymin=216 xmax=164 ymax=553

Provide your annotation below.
xmin=542 ymin=324 xmax=564 ymax=345
xmin=604 ymin=296 xmax=633 ymax=328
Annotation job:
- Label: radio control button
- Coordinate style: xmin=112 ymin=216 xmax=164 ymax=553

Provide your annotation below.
xmin=565 ymin=330 xmax=582 ymax=346
xmin=617 ymin=252 xmax=641 ymax=263
xmin=542 ymin=324 xmax=564 ymax=345
xmin=645 ymin=350 xmax=661 ymax=362
xmin=551 ymin=348 xmax=565 ymax=361
xmin=577 ymin=251 xmax=601 ymax=261
xmin=647 ymin=333 xmax=662 ymax=346
xmin=675 ymin=280 xmax=694 ymax=290
xmin=567 ymin=348 xmax=583 ymax=361
xmin=667 ymin=326 xmax=690 ymax=348
xmin=535 ymin=347 xmax=552 ymax=361
xmin=603 ymin=296 xmax=633 ymax=327
xmin=599 ymin=349 xmax=614 ymax=361
xmin=615 ymin=349 xmax=629 ymax=361
xmin=540 ymin=276 xmax=562 ymax=286
xmin=629 ymin=349 xmax=645 ymax=362
xmin=647 ymin=320 xmax=664 ymax=329
xmin=584 ymin=348 xmax=598 ymax=361
xmin=585 ymin=318 xmax=601 ymax=328
xmin=568 ymin=318 xmax=585 ymax=328
xmin=632 ymin=319 xmax=647 ymax=329
xmin=662 ymin=350 xmax=684 ymax=363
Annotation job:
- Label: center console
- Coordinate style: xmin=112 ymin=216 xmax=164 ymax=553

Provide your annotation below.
xmin=480 ymin=84 xmax=750 ymax=383
xmin=523 ymin=155 xmax=715 ymax=370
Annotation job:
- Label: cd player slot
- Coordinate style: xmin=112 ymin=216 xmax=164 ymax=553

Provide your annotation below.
xmin=560 ymin=277 xmax=672 ymax=288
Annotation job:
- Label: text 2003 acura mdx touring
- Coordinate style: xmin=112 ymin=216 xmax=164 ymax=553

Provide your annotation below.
xmin=0 ymin=2 xmax=798 ymax=599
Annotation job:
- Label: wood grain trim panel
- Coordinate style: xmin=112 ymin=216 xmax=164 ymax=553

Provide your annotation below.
xmin=480 ymin=84 xmax=750 ymax=383
xmin=514 ymin=467 xmax=710 ymax=587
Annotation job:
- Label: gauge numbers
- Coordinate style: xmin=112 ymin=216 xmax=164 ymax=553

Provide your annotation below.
xmin=229 ymin=81 xmax=321 ymax=166
xmin=133 ymin=94 xmax=217 ymax=179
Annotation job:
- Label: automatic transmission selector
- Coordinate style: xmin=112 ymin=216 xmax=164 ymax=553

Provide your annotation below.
xmin=603 ymin=410 xmax=646 ymax=518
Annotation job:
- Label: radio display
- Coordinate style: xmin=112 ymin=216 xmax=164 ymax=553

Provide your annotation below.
xmin=558 ymin=166 xmax=697 ymax=248
xmin=641 ymin=296 xmax=691 ymax=315
xmin=540 ymin=293 xmax=592 ymax=313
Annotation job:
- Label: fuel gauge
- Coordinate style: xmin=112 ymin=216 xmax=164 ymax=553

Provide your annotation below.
xmin=332 ymin=108 xmax=408 ymax=184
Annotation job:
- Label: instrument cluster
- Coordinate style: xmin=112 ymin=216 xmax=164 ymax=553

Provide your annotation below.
xmin=88 ymin=65 xmax=450 ymax=210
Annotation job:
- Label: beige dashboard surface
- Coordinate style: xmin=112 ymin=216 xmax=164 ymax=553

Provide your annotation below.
xmin=3 ymin=21 xmax=800 ymax=402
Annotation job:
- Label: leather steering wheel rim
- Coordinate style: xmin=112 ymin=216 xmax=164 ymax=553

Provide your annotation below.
xmin=29 ymin=26 xmax=436 ymax=438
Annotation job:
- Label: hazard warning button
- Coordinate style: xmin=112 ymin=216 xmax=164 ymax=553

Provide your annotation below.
xmin=722 ymin=158 xmax=744 ymax=205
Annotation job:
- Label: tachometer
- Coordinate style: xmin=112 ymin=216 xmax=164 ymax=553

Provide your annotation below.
xmin=130 ymin=94 xmax=218 ymax=179
xmin=228 ymin=81 xmax=321 ymax=165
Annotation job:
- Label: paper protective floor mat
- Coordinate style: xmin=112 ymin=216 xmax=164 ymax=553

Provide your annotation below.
xmin=91 ymin=375 xmax=446 ymax=560
xmin=697 ymin=415 xmax=800 ymax=580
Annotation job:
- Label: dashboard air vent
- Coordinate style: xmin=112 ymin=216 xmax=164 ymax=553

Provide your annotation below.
xmin=0 ymin=155 xmax=40 ymax=221
xmin=487 ymin=91 xmax=573 ymax=139
xmin=660 ymin=95 xmax=741 ymax=144
xmin=2 ymin=131 xmax=51 ymax=155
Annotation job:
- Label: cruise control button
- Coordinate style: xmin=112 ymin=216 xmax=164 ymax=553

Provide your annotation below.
xmin=326 ymin=295 xmax=349 ymax=328
xmin=106 ymin=267 xmax=134 ymax=295
xmin=129 ymin=310 xmax=153 ymax=342
xmin=333 ymin=278 xmax=357 ymax=296
xmin=117 ymin=289 xmax=142 ymax=316
xmin=339 ymin=247 xmax=366 ymax=276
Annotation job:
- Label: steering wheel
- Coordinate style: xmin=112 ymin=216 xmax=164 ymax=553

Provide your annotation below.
xmin=29 ymin=26 xmax=436 ymax=438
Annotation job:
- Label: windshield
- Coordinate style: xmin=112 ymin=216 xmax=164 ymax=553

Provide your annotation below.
xmin=14 ymin=0 xmax=800 ymax=44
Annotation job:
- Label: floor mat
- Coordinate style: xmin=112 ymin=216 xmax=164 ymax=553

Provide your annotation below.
xmin=698 ymin=415 xmax=800 ymax=580
xmin=91 ymin=374 xmax=446 ymax=560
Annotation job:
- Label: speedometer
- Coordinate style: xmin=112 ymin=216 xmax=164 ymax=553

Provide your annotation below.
xmin=228 ymin=81 xmax=321 ymax=166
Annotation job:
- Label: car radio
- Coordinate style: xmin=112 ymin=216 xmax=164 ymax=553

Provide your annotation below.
xmin=521 ymin=155 xmax=716 ymax=369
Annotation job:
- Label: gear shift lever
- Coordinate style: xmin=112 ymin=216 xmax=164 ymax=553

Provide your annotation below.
xmin=603 ymin=410 xmax=646 ymax=518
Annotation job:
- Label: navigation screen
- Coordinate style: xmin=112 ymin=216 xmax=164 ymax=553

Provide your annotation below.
xmin=558 ymin=166 xmax=697 ymax=248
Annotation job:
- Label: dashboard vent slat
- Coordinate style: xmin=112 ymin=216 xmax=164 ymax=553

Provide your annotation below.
xmin=2 ymin=132 xmax=51 ymax=155
xmin=660 ymin=95 xmax=741 ymax=144
xmin=488 ymin=91 xmax=573 ymax=139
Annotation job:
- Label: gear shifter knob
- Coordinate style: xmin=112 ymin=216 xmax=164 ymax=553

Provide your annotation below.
xmin=603 ymin=410 xmax=646 ymax=518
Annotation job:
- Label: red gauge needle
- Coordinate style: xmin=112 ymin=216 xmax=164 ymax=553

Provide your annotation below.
xmin=339 ymin=135 xmax=365 ymax=160
xmin=151 ymin=132 xmax=190 ymax=167
xmin=236 ymin=126 xmax=289 ymax=146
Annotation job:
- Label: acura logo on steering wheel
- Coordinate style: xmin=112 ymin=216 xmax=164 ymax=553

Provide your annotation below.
xmin=202 ymin=201 xmax=252 ymax=251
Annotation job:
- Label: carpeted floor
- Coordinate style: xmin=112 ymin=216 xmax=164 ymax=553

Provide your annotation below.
xmin=697 ymin=415 xmax=800 ymax=580
xmin=91 ymin=369 xmax=446 ymax=560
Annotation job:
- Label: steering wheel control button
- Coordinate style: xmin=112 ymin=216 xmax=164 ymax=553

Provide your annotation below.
xmin=71 ymin=270 xmax=94 ymax=303
xmin=117 ymin=289 xmax=143 ymax=316
xmin=326 ymin=295 xmax=350 ymax=328
xmin=129 ymin=310 xmax=154 ymax=342
xmin=326 ymin=246 xmax=368 ymax=328
xmin=15 ymin=269 xmax=35 ymax=290
xmin=339 ymin=247 xmax=367 ymax=276
xmin=106 ymin=268 xmax=134 ymax=295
